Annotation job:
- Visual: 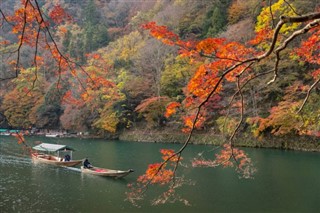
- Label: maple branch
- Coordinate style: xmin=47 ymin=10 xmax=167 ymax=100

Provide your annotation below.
xmin=0 ymin=8 xmax=14 ymax=26
xmin=258 ymin=12 xmax=320 ymax=62
xmin=14 ymin=0 xmax=29 ymax=79
xmin=56 ymin=57 xmax=63 ymax=91
xmin=297 ymin=78 xmax=320 ymax=113
xmin=27 ymin=25 xmax=41 ymax=95
xmin=222 ymin=69 xmax=275 ymax=137
xmin=135 ymin=10 xmax=320 ymax=204
xmin=228 ymin=71 xmax=246 ymax=147
xmin=171 ymin=154 xmax=182 ymax=186
xmin=34 ymin=0 xmax=94 ymax=91
xmin=199 ymin=51 xmax=243 ymax=63
xmin=173 ymin=11 xmax=320 ymax=169
xmin=269 ymin=18 xmax=320 ymax=84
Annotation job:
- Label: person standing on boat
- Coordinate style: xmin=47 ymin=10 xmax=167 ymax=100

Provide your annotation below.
xmin=83 ymin=158 xmax=93 ymax=168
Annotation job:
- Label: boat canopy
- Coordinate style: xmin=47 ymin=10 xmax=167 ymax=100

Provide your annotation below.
xmin=32 ymin=143 xmax=75 ymax=152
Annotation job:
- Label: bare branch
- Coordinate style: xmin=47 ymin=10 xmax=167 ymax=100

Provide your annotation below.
xmin=0 ymin=8 xmax=14 ymax=26
xmin=269 ymin=0 xmax=275 ymax=28
xmin=283 ymin=0 xmax=301 ymax=16
xmin=269 ymin=18 xmax=320 ymax=84
xmin=14 ymin=0 xmax=30 ymax=79
xmin=297 ymin=78 xmax=320 ymax=113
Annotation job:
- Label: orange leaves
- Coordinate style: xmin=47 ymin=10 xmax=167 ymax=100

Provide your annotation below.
xmin=137 ymin=149 xmax=180 ymax=185
xmin=90 ymin=76 xmax=115 ymax=89
xmin=311 ymin=69 xmax=320 ymax=78
xmin=12 ymin=132 xmax=26 ymax=145
xmin=186 ymin=63 xmax=221 ymax=100
xmin=127 ymin=149 xmax=190 ymax=206
xmin=49 ymin=5 xmax=70 ymax=24
xmin=6 ymin=0 xmax=74 ymax=78
xmin=182 ymin=114 xmax=205 ymax=133
xmin=138 ymin=163 xmax=174 ymax=185
xmin=295 ymin=28 xmax=320 ymax=78
xmin=134 ymin=97 xmax=171 ymax=128
xmin=295 ymin=29 xmax=320 ymax=63
xmin=249 ymin=28 xmax=273 ymax=46
xmin=0 ymin=40 xmax=10 ymax=45
xmin=247 ymin=81 xmax=320 ymax=137
xmin=62 ymin=90 xmax=84 ymax=106
xmin=193 ymin=144 xmax=256 ymax=178
xmin=143 ymin=22 xmax=256 ymax=111
xmin=142 ymin=22 xmax=179 ymax=46
xmin=196 ymin=38 xmax=226 ymax=55
xmin=160 ymin=149 xmax=181 ymax=162
xmin=193 ymin=144 xmax=255 ymax=178
xmin=164 ymin=102 xmax=181 ymax=118
xmin=91 ymin=53 xmax=101 ymax=60
xmin=215 ymin=144 xmax=254 ymax=174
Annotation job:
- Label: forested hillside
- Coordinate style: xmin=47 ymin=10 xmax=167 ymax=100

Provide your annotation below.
xmin=0 ymin=0 xmax=319 ymax=141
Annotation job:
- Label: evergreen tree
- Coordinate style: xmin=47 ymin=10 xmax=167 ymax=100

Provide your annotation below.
xmin=82 ymin=0 xmax=109 ymax=53
xmin=202 ymin=1 xmax=230 ymax=37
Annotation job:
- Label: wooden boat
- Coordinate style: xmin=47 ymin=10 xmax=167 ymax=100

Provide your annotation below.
xmin=81 ymin=166 xmax=134 ymax=178
xmin=31 ymin=143 xmax=83 ymax=167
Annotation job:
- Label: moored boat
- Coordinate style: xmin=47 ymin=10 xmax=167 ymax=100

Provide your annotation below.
xmin=81 ymin=166 xmax=134 ymax=178
xmin=32 ymin=143 xmax=83 ymax=167
xmin=45 ymin=133 xmax=60 ymax=137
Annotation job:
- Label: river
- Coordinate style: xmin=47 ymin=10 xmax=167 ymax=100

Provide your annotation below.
xmin=1 ymin=136 xmax=320 ymax=212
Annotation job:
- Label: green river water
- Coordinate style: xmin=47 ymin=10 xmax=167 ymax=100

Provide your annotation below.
xmin=1 ymin=136 xmax=320 ymax=212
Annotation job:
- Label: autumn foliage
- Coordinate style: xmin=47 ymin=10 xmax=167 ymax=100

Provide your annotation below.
xmin=128 ymin=0 xmax=320 ymax=206
xmin=1 ymin=0 xmax=320 ymax=207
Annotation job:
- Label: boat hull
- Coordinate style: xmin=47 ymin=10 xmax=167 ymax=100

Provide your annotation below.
xmin=81 ymin=166 xmax=133 ymax=178
xmin=32 ymin=153 xmax=82 ymax=167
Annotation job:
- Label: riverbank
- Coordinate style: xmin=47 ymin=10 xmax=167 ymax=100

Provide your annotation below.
xmin=4 ymin=127 xmax=318 ymax=152
xmin=118 ymin=129 xmax=320 ymax=152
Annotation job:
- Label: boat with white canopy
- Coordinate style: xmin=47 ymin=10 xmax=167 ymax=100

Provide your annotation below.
xmin=31 ymin=143 xmax=83 ymax=167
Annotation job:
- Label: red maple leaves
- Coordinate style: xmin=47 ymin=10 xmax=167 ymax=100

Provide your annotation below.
xmin=137 ymin=149 xmax=181 ymax=185
xmin=295 ymin=28 xmax=320 ymax=79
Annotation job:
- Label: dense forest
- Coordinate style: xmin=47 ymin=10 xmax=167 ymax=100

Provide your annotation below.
xmin=0 ymin=0 xmax=319 ymax=143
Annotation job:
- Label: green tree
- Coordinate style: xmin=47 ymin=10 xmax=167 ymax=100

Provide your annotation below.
xmin=82 ymin=0 xmax=109 ymax=53
xmin=202 ymin=0 xmax=230 ymax=37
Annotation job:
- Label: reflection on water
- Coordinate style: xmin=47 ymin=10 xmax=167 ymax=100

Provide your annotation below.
xmin=1 ymin=136 xmax=320 ymax=212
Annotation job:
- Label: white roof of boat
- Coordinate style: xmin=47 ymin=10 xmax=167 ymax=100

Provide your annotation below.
xmin=32 ymin=143 xmax=75 ymax=152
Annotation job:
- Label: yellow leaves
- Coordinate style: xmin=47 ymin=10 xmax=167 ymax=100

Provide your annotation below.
xmin=106 ymin=31 xmax=144 ymax=62
xmin=93 ymin=111 xmax=119 ymax=133
xmin=255 ymin=0 xmax=300 ymax=34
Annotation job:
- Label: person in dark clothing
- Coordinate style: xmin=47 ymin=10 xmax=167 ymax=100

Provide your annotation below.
xmin=64 ymin=154 xmax=71 ymax=162
xmin=83 ymin=158 xmax=93 ymax=169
